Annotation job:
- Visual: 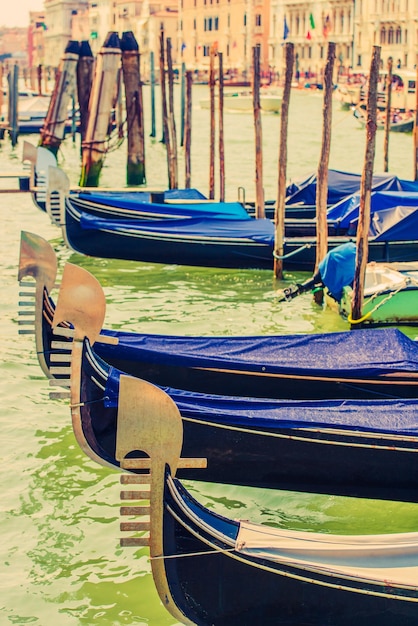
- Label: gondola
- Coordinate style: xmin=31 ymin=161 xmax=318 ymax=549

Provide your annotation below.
xmin=69 ymin=359 xmax=418 ymax=624
xmin=44 ymin=160 xmax=418 ymax=224
xmin=55 ymin=189 xmax=418 ymax=271
xmin=49 ymin=260 xmax=418 ymax=501
xmin=19 ymin=231 xmax=418 ymax=401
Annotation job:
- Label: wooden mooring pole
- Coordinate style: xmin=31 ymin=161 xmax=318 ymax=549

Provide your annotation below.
xmin=273 ymin=42 xmax=294 ymax=279
xmin=184 ymin=70 xmax=192 ymax=189
xmin=315 ymin=41 xmax=336 ymax=273
xmin=0 ymin=64 xmax=3 ymax=119
xmin=166 ymin=37 xmax=178 ymax=188
xmin=383 ymin=56 xmax=393 ymax=173
xmin=414 ymin=56 xmax=418 ymax=181
xmin=150 ymin=51 xmax=156 ymax=138
xmin=80 ymin=32 xmax=121 ymax=187
xmin=9 ymin=63 xmax=19 ymax=147
xmin=76 ymin=40 xmax=94 ymax=147
xmin=350 ymin=45 xmax=381 ymax=324
xmin=121 ymin=31 xmax=146 ymax=185
xmin=208 ymin=45 xmax=216 ymax=199
xmin=218 ymin=52 xmax=225 ymax=202
xmin=180 ymin=61 xmax=186 ymax=147
xmin=40 ymin=40 xmax=80 ymax=156
xmin=252 ymin=45 xmax=264 ymax=219
xmin=159 ymin=27 xmax=174 ymax=187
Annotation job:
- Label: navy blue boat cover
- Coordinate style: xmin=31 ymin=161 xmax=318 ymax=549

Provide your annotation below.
xmin=327 ymin=190 xmax=418 ymax=229
xmin=286 ymin=170 xmax=418 ymax=208
xmin=104 ymin=366 xmax=418 ymax=435
xmin=319 ymin=242 xmax=356 ymax=300
xmin=99 ymin=327 xmax=418 ymax=377
xmin=75 ymin=191 xmax=251 ymax=220
xmin=79 ymin=213 xmax=275 ymax=243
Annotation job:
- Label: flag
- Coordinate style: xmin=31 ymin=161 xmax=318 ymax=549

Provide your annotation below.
xmin=323 ymin=15 xmax=331 ymax=38
xmin=283 ymin=17 xmax=289 ymax=40
xmin=181 ymin=42 xmax=186 ymax=51
xmin=309 ymin=13 xmax=315 ymax=29
xmin=306 ymin=31 xmax=312 ymax=40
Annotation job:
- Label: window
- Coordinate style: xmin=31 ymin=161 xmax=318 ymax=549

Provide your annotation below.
xmin=388 ymin=27 xmax=394 ymax=44
xmin=255 ymin=14 xmax=261 ymax=26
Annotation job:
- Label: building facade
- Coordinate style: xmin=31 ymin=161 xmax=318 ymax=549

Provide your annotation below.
xmin=180 ymin=0 xmax=270 ymax=80
xmin=43 ymin=0 xmax=89 ymax=61
xmin=268 ymin=0 xmax=355 ymax=82
xmin=2 ymin=0 xmax=418 ymax=77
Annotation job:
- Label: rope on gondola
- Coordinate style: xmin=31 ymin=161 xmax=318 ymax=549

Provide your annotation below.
xmin=348 ymin=279 xmax=409 ymax=324
xmin=151 ymin=547 xmax=236 ymax=561
xmin=272 ymin=243 xmax=312 ymax=260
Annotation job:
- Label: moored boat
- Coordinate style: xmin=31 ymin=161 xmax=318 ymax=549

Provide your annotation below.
xmin=32 ymin=256 xmax=418 ymax=501
xmin=65 ymin=349 xmax=418 ymax=624
xmin=19 ymin=231 xmax=418 ymax=401
xmin=200 ymin=89 xmax=282 ymax=113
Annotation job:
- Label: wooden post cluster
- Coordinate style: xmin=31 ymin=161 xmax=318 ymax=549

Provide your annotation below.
xmin=80 ymin=32 xmax=121 ymax=187
xmin=40 ymin=40 xmax=80 ymax=156
xmin=76 ymin=40 xmax=94 ymax=147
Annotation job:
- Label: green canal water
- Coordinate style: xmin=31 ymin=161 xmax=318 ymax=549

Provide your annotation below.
xmin=1 ymin=86 xmax=418 ymax=625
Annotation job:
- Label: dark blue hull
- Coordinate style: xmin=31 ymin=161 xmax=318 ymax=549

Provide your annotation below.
xmin=76 ymin=339 xmax=418 ymax=501
xmin=161 ymin=476 xmax=418 ymax=625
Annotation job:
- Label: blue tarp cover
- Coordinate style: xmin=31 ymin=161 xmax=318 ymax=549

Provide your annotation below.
xmin=98 ymin=327 xmax=418 ymax=377
xmin=75 ymin=190 xmax=251 ymax=220
xmin=319 ymin=242 xmax=356 ymax=300
xmin=286 ymin=170 xmax=418 ymax=207
xmin=78 ymin=188 xmax=206 ymax=203
xmin=104 ymin=368 xmax=418 ymax=435
xmin=368 ymin=206 xmax=418 ymax=242
xmin=327 ymin=190 xmax=418 ymax=229
xmin=79 ymin=213 xmax=274 ymax=243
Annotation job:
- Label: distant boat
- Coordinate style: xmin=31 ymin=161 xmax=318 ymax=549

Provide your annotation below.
xmin=353 ymin=103 xmax=414 ymax=133
xmin=1 ymin=91 xmax=78 ymax=135
xmin=200 ymin=90 xmax=281 ymax=113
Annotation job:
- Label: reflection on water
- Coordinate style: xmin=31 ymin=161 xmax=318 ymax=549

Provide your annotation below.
xmin=1 ymin=87 xmax=418 ymax=624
